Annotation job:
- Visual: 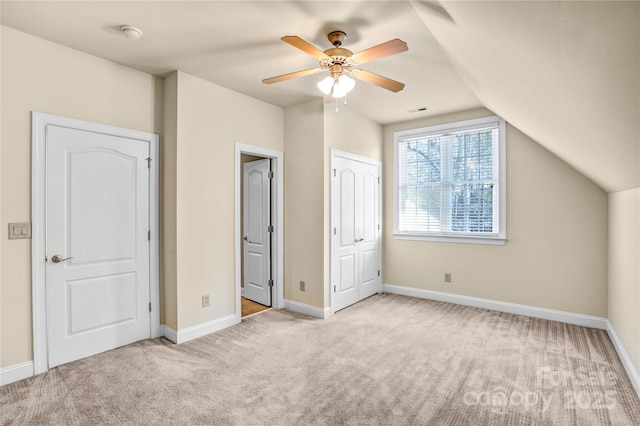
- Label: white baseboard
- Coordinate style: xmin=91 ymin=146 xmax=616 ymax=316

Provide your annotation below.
xmin=284 ymin=299 xmax=331 ymax=319
xmin=0 ymin=361 xmax=34 ymax=386
xmin=382 ymin=284 xmax=608 ymax=330
xmin=162 ymin=314 xmax=238 ymax=344
xmin=161 ymin=324 xmax=178 ymax=344
xmin=606 ymin=320 xmax=640 ymax=399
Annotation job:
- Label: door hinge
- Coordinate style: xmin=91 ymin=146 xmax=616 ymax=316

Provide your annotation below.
xmin=146 ymin=158 xmax=152 ymax=169
xmin=378 ymin=270 xmax=381 ymax=277
xmin=149 ymin=302 xmax=152 ymax=312
xmin=268 ymin=170 xmax=274 ymax=179
xmin=333 ymin=169 xmax=336 ymax=177
xmin=148 ymin=230 xmax=151 ymax=241
xmin=267 ymin=225 xmax=274 ymax=233
xmin=334 ymin=285 xmax=336 ymax=292
xmin=378 ymin=224 xmax=380 ymax=230
xmin=268 ymin=279 xmax=274 ymax=287
xmin=333 ymin=227 xmax=336 ymax=235
xmin=378 ymin=176 xmax=381 ymax=184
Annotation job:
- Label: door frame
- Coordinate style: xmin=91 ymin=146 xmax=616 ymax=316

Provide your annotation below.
xmin=242 ymin=158 xmax=272 ymax=306
xmin=234 ymin=143 xmax=284 ymax=322
xmin=330 ymin=149 xmax=382 ymax=314
xmin=31 ymin=112 xmax=160 ymax=375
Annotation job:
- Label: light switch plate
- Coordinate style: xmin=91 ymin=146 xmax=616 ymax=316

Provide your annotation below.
xmin=8 ymin=222 xmax=32 ymax=240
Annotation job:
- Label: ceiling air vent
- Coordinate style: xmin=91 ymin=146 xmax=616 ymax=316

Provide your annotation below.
xmin=407 ymin=106 xmax=428 ymax=113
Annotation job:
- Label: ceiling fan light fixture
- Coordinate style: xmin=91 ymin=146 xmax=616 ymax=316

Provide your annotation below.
xmin=317 ymin=74 xmax=355 ymax=98
xmin=317 ymin=76 xmax=334 ymax=95
xmin=265 ymin=32 xmax=407 ymax=95
xmin=338 ymin=75 xmax=355 ymax=93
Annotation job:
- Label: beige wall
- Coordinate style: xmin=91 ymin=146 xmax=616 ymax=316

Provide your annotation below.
xmin=284 ymin=100 xmax=325 ymax=307
xmin=162 ymin=73 xmax=178 ymax=329
xmin=283 ymin=101 xmax=383 ymax=309
xmin=608 ymin=188 xmax=640 ymax=371
xmin=171 ymin=71 xmax=283 ymax=329
xmin=0 ymin=26 xmax=163 ymax=368
xmin=383 ymin=108 xmax=609 ymax=317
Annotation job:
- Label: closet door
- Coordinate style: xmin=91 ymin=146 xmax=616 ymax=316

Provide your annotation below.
xmin=332 ymin=153 xmax=381 ymax=313
xmin=357 ymin=162 xmax=380 ymax=301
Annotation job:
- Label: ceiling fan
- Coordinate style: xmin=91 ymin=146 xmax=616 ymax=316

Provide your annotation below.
xmin=262 ymin=31 xmax=408 ymax=98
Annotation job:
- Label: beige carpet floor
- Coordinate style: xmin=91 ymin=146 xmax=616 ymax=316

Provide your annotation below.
xmin=1 ymin=293 xmax=639 ymax=425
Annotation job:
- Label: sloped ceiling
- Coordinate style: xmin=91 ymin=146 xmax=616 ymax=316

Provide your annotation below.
xmin=413 ymin=1 xmax=640 ymax=193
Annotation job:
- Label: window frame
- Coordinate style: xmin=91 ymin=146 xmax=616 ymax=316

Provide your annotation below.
xmin=393 ymin=116 xmax=507 ymax=245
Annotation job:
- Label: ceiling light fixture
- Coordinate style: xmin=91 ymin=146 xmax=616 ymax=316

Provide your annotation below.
xmin=120 ymin=25 xmax=143 ymax=40
xmin=317 ymin=74 xmax=355 ymax=99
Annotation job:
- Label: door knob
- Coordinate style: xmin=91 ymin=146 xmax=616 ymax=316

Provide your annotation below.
xmin=51 ymin=255 xmax=73 ymax=264
xmin=355 ymin=238 xmax=364 ymax=243
xmin=243 ymin=236 xmax=248 ymax=241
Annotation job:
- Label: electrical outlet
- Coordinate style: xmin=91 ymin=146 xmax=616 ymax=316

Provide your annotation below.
xmin=300 ymin=280 xmax=306 ymax=291
xmin=444 ymin=273 xmax=452 ymax=283
xmin=202 ymin=294 xmax=210 ymax=307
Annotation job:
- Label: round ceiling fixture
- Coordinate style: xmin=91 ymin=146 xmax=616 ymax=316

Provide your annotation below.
xmin=120 ymin=25 xmax=142 ymax=40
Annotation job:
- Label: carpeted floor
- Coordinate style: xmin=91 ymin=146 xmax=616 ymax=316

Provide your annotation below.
xmin=1 ymin=293 xmax=639 ymax=425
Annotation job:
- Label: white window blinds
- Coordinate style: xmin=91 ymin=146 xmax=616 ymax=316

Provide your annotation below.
xmin=394 ymin=116 xmax=506 ymax=244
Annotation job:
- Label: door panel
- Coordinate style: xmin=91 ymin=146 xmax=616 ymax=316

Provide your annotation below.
xmin=243 ymin=159 xmax=271 ymax=306
xmin=69 ymin=150 xmax=137 ymax=263
xmin=362 ymin=172 xmax=377 ymax=243
xmin=46 ymin=125 xmax=150 ymax=368
xmin=68 ymin=273 xmax=137 ymax=334
xmin=339 ymin=254 xmax=356 ymax=291
xmin=340 ymin=169 xmax=356 ymax=247
xmin=358 ymin=163 xmax=380 ymax=301
xmin=333 ymin=159 xmax=359 ymax=311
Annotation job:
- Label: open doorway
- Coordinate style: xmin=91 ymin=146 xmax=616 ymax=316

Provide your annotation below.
xmin=241 ymin=154 xmax=272 ymax=316
xmin=234 ymin=144 xmax=284 ymax=322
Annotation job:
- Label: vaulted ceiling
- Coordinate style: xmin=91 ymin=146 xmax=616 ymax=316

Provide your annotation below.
xmin=2 ymin=1 xmax=638 ymax=193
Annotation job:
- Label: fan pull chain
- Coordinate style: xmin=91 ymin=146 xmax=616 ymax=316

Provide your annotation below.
xmin=334 ymin=94 xmax=349 ymax=113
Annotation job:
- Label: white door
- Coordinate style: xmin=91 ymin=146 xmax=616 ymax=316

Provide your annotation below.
xmin=243 ymin=159 xmax=272 ymax=306
xmin=357 ymin=165 xmax=380 ymax=301
xmin=332 ymin=154 xmax=381 ymax=312
xmin=46 ymin=125 xmax=151 ymax=368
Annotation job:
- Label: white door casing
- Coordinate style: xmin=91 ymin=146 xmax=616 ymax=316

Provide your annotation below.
xmin=234 ymin=143 xmax=284 ymax=324
xmin=32 ymin=112 xmax=160 ymax=374
xmin=243 ymin=159 xmax=272 ymax=306
xmin=331 ymin=150 xmax=381 ymax=312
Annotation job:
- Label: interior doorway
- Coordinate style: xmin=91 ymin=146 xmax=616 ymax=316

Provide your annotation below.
xmin=241 ymin=155 xmax=272 ymax=314
xmin=234 ymin=144 xmax=284 ymax=322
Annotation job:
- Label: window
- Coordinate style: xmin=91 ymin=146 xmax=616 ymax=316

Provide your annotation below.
xmin=394 ymin=116 xmax=506 ymax=245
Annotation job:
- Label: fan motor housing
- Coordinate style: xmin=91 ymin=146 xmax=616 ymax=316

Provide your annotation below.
xmin=327 ymin=30 xmax=347 ymax=47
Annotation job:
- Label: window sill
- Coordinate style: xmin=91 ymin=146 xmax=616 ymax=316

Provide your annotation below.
xmin=393 ymin=232 xmax=507 ymax=246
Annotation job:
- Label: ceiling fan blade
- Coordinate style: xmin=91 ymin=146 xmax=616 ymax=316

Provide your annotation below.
xmin=352 ymin=69 xmax=405 ymax=92
xmin=351 ymin=39 xmax=408 ymax=64
xmin=282 ymin=36 xmax=330 ymax=60
xmin=262 ymin=68 xmax=323 ymax=85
